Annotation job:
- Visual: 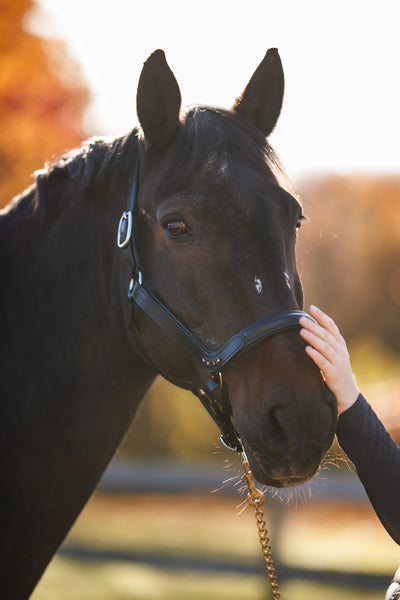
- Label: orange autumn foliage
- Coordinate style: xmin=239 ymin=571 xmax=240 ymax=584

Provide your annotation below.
xmin=0 ymin=0 xmax=89 ymax=206
xmin=298 ymin=175 xmax=400 ymax=352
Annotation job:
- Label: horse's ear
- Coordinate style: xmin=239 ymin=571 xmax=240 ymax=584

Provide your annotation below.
xmin=137 ymin=49 xmax=181 ymax=150
xmin=233 ymin=48 xmax=284 ymax=137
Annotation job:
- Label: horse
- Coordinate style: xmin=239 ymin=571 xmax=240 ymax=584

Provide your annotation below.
xmin=0 ymin=48 xmax=336 ymax=598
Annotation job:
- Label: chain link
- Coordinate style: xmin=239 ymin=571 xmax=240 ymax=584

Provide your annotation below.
xmin=241 ymin=454 xmax=281 ymax=600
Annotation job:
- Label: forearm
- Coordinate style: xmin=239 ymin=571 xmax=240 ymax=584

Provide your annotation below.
xmin=337 ymin=394 xmax=400 ymax=545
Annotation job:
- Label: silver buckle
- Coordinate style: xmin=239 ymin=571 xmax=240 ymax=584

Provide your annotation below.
xmin=117 ymin=211 xmax=133 ymax=249
xmin=127 ymin=271 xmax=143 ymax=300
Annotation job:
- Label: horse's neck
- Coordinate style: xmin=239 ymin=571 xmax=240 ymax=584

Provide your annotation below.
xmin=1 ymin=176 xmax=157 ymax=439
xmin=0 ymin=182 xmax=157 ymax=599
xmin=3 ymin=178 xmax=149 ymax=372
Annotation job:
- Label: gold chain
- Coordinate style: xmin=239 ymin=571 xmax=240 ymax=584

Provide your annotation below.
xmin=241 ymin=454 xmax=281 ymax=600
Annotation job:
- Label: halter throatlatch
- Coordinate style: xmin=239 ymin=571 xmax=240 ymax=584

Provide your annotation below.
xmin=118 ymin=156 xmax=315 ymax=454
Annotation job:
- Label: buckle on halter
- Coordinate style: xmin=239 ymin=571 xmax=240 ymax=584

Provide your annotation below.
xmin=117 ymin=210 xmax=133 ymax=249
xmin=127 ymin=271 xmax=143 ymax=300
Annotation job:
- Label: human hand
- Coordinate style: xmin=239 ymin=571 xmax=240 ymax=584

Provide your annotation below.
xmin=300 ymin=305 xmax=360 ymax=414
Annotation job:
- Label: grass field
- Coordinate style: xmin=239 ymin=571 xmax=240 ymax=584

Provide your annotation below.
xmin=31 ymin=489 xmax=400 ymax=600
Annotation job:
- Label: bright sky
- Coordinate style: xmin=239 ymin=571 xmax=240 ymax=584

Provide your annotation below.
xmin=31 ymin=0 xmax=399 ymax=177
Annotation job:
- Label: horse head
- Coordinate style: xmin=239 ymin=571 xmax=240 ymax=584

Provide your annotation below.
xmin=126 ymin=49 xmax=336 ymax=488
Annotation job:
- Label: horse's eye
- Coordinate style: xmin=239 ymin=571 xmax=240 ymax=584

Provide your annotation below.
xmin=166 ymin=220 xmax=189 ymax=238
xmin=296 ymin=215 xmax=305 ymax=233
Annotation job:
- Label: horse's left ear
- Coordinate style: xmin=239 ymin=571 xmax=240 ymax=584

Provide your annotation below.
xmin=137 ymin=49 xmax=181 ymax=151
xmin=233 ymin=48 xmax=284 ymax=137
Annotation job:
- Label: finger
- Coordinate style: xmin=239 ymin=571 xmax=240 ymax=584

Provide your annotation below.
xmin=308 ymin=305 xmax=341 ymax=339
xmin=299 ymin=316 xmax=338 ymax=348
xmin=304 ymin=344 xmax=333 ymax=374
xmin=300 ymin=328 xmax=337 ymax=362
xmin=299 ymin=315 xmax=325 ymax=337
xmin=310 ymin=304 xmax=338 ymax=333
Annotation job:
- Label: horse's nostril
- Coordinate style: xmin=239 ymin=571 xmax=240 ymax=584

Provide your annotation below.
xmin=262 ymin=404 xmax=289 ymax=457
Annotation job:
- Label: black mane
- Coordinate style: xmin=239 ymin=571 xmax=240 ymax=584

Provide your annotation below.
xmin=45 ymin=129 xmax=140 ymax=201
xmin=0 ymin=106 xmax=285 ymax=262
xmin=0 ymin=130 xmax=140 ymax=256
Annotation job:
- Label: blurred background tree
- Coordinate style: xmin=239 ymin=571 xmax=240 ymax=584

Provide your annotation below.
xmin=298 ymin=176 xmax=400 ymax=352
xmin=296 ymin=175 xmax=400 ymax=443
xmin=0 ymin=0 xmax=89 ymax=206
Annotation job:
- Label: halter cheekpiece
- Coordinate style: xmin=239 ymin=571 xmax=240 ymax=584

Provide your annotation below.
xmin=117 ymin=156 xmax=314 ymax=454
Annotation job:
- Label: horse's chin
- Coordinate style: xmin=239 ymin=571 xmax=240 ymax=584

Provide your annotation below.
xmin=247 ymin=455 xmax=318 ymax=489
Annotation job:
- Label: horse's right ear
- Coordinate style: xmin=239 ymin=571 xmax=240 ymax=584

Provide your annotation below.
xmin=137 ymin=50 xmax=181 ymax=151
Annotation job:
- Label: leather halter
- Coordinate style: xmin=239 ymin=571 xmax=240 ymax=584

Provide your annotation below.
xmin=117 ymin=156 xmax=314 ymax=453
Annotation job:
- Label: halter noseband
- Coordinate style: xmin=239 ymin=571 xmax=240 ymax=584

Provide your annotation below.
xmin=117 ymin=156 xmax=314 ymax=454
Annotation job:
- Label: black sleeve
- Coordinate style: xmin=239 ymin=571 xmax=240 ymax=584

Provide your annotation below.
xmin=336 ymin=394 xmax=400 ymax=545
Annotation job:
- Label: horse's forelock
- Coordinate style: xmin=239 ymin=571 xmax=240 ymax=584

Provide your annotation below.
xmin=159 ymin=107 xmax=284 ymax=192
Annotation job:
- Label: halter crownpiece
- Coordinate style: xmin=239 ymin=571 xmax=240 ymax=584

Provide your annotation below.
xmin=118 ymin=156 xmax=316 ymax=453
